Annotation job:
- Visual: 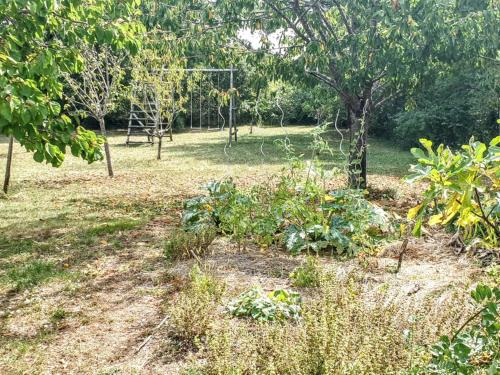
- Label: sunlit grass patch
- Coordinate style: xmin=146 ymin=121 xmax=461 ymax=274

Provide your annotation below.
xmin=84 ymin=218 xmax=145 ymax=237
xmin=0 ymin=237 xmax=43 ymax=260
xmin=5 ymin=260 xmax=63 ymax=290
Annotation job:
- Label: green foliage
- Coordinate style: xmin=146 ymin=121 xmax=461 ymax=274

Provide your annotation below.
xmin=164 ymin=226 xmax=217 ymax=261
xmin=418 ymin=284 xmax=500 ymax=374
xmin=283 ymin=188 xmax=391 ymax=255
xmin=370 ymin=66 xmax=499 ymax=149
xmin=182 ymin=157 xmax=391 ymax=256
xmin=406 ymin=137 xmax=499 ymax=247
xmin=239 ymin=79 xmax=340 ymax=126
xmin=290 ymin=256 xmax=321 ymax=288
xmin=227 ymin=287 xmax=302 ymax=322
xmin=390 ymin=69 xmax=499 ymax=148
xmin=0 ymin=0 xmax=142 ymax=166
xmin=182 ymin=179 xmax=239 ymax=231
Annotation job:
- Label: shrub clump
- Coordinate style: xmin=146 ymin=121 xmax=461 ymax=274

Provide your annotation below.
xmin=290 ymin=256 xmax=321 ymax=287
xmin=227 ymin=287 xmax=302 ymax=322
xmin=168 ymin=265 xmax=225 ymax=344
xmin=415 ymin=284 xmax=500 ymax=374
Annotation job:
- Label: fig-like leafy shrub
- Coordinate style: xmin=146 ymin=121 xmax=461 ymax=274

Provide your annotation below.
xmin=415 ymin=284 xmax=499 ymax=374
xmin=406 ymin=137 xmax=499 ymax=247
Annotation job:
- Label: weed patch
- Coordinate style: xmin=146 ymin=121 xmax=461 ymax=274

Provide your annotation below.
xmin=164 ymin=226 xmax=216 ymax=261
xmin=168 ymin=266 xmax=225 ymax=345
xmin=6 ymin=260 xmax=62 ymax=290
xmin=0 ymin=237 xmax=41 ymax=260
xmin=290 ymin=256 xmax=321 ymax=287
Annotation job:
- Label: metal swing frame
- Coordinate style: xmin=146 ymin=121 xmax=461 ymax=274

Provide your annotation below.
xmin=127 ymin=67 xmax=238 ymax=146
xmin=185 ymin=68 xmax=238 ymax=144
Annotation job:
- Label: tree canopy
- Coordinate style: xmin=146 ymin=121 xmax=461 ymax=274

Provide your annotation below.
xmin=1 ymin=0 xmax=498 ymax=184
xmin=0 ymin=0 xmax=143 ymax=166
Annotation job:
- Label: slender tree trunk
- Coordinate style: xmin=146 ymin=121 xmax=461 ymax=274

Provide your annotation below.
xmin=98 ymin=117 xmax=114 ymax=177
xmin=157 ymin=136 xmax=162 ymax=160
xmin=347 ymin=110 xmax=368 ymax=189
xmin=3 ymin=136 xmax=14 ymax=194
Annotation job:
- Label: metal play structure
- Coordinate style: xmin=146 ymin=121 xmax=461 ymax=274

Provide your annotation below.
xmin=126 ymin=67 xmax=238 ymax=146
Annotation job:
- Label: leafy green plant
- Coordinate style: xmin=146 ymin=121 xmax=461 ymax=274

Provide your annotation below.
xmin=406 ymin=137 xmax=499 ymax=247
xmin=418 ymin=284 xmax=499 ymax=374
xmin=181 ymin=167 xmax=391 ymax=256
xmin=182 ymin=179 xmax=257 ymax=249
xmin=182 ymin=179 xmax=238 ymax=231
xmin=290 ymin=256 xmax=321 ymax=287
xmin=227 ymin=287 xmax=302 ymax=322
xmin=283 ymin=189 xmax=391 ymax=255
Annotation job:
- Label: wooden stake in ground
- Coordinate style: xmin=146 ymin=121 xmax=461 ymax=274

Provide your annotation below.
xmin=396 ymin=238 xmax=409 ymax=273
xmin=3 ymin=136 xmax=14 ymax=194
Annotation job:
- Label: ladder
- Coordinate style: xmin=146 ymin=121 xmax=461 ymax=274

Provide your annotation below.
xmin=126 ymin=102 xmax=157 ymax=145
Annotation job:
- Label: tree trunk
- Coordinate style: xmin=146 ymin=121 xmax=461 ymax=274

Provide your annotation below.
xmin=98 ymin=117 xmax=114 ymax=177
xmin=347 ymin=111 xmax=368 ymax=189
xmin=157 ymin=136 xmax=162 ymax=160
xmin=3 ymin=136 xmax=14 ymax=194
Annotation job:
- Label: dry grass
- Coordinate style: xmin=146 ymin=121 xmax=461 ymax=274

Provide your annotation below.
xmin=0 ymin=125 xmax=482 ymax=374
xmin=164 ymin=237 xmax=481 ymax=374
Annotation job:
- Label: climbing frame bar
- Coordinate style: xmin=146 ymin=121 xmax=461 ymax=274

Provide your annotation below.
xmin=131 ymin=67 xmax=238 ymax=143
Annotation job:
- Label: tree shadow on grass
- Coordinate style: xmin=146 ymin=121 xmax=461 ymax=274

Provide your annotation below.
xmin=0 ymin=136 xmax=13 ymax=144
xmin=0 ymin=207 xmax=154 ymax=291
xmin=159 ymin=129 xmax=412 ymax=177
xmin=164 ymin=131 xmax=339 ymax=164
